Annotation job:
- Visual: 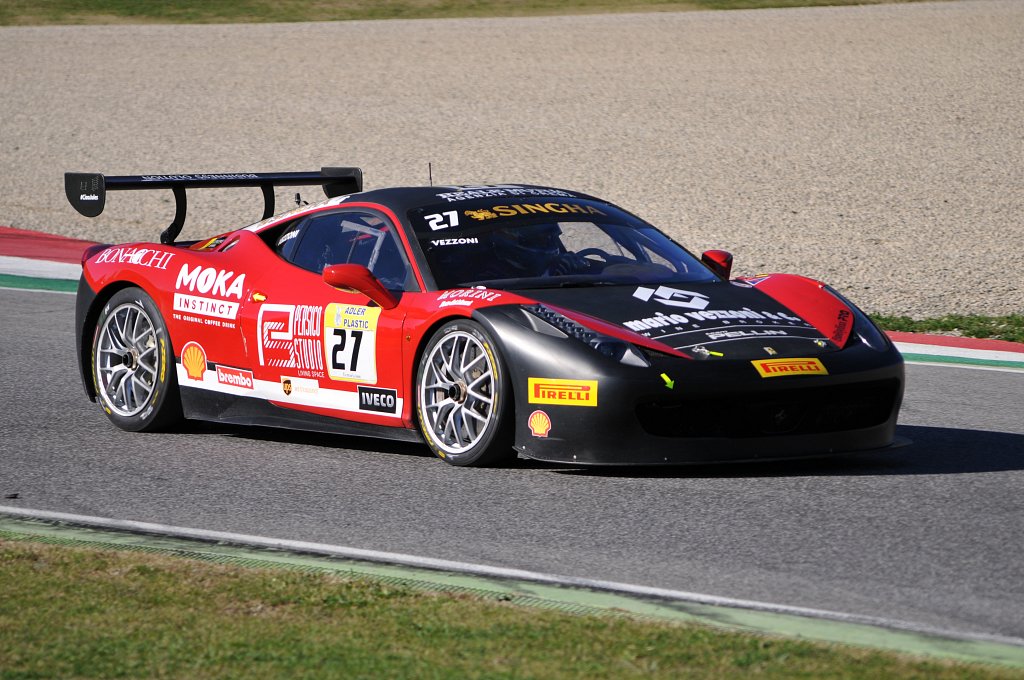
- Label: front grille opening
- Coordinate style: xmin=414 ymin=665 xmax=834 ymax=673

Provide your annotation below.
xmin=636 ymin=379 xmax=900 ymax=438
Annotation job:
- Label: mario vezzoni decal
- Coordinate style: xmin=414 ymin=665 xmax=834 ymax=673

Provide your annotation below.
xmin=325 ymin=303 xmax=381 ymax=383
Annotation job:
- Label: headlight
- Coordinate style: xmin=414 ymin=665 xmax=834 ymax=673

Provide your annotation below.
xmin=825 ymin=287 xmax=891 ymax=351
xmin=523 ymin=304 xmax=650 ymax=367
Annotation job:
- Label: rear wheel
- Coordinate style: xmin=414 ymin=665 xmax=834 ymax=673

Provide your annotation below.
xmin=416 ymin=320 xmax=514 ymax=466
xmin=92 ymin=287 xmax=181 ymax=432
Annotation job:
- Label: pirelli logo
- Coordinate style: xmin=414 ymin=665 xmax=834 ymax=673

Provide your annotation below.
xmin=527 ymin=378 xmax=598 ymax=407
xmin=752 ymin=358 xmax=828 ymax=378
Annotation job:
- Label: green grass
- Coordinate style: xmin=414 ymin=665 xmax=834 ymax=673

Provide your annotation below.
xmin=872 ymin=314 xmax=1024 ymax=344
xmin=0 ymin=539 xmax=1015 ymax=679
xmin=0 ymin=0 xmax=936 ymax=26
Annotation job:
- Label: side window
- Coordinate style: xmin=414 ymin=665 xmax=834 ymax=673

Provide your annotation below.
xmin=273 ymin=219 xmax=304 ymax=261
xmin=288 ymin=211 xmax=414 ymax=292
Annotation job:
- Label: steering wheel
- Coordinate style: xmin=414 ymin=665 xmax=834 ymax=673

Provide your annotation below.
xmin=576 ymin=247 xmax=614 ymax=262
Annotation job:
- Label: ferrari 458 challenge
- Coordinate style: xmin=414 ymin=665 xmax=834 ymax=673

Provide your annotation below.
xmin=66 ymin=167 xmax=904 ymax=466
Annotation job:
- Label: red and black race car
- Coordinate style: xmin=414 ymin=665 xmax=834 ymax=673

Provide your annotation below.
xmin=67 ymin=167 xmax=904 ymax=466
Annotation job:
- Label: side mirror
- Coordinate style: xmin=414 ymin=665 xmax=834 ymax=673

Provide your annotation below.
xmin=322 ymin=264 xmax=398 ymax=310
xmin=701 ymin=249 xmax=733 ymax=280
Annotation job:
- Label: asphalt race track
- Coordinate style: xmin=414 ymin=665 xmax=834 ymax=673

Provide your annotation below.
xmin=2 ymin=286 xmax=1023 ymax=644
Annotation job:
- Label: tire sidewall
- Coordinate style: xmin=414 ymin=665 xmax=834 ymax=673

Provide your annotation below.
xmin=92 ymin=287 xmax=180 ymax=432
xmin=416 ymin=319 xmax=513 ymax=466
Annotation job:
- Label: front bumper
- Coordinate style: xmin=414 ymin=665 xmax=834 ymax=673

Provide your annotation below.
xmin=475 ymin=307 xmax=905 ymax=466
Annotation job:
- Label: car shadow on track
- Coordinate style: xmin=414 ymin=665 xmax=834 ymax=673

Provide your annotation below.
xmin=170 ymin=420 xmax=436 ymax=460
xmin=167 ymin=422 xmax=1024 ymax=476
xmin=538 ymin=425 xmax=1024 ymax=479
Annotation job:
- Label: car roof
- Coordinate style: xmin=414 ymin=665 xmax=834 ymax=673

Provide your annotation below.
xmin=347 ymin=184 xmax=605 ymax=214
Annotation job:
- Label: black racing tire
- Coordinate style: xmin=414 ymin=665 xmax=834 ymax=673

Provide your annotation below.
xmin=91 ymin=287 xmax=182 ymax=432
xmin=415 ymin=319 xmax=515 ymax=467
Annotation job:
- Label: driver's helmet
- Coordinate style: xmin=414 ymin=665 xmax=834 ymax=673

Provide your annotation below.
xmin=491 ymin=223 xmax=563 ymax=276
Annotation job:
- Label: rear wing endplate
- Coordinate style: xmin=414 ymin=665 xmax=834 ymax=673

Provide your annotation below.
xmin=64 ymin=167 xmax=363 ymax=244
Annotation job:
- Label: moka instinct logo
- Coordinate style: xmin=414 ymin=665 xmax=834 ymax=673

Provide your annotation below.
xmin=173 ymin=264 xmax=245 ymax=320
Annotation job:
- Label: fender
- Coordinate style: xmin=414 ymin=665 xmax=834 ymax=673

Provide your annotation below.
xmin=741 ymin=274 xmax=854 ymax=347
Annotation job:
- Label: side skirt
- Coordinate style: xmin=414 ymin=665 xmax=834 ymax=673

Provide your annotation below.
xmin=179 ymin=386 xmax=423 ymax=444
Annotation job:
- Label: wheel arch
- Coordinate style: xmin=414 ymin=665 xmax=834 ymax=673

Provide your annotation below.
xmin=405 ymin=308 xmax=523 ymax=424
xmin=76 ymin=278 xmax=167 ymax=402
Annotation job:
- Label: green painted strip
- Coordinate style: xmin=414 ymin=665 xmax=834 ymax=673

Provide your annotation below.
xmin=0 ymin=273 xmax=76 ymax=292
xmin=901 ymin=352 xmax=1024 ymax=370
xmin=1 ymin=515 xmax=1022 ymax=668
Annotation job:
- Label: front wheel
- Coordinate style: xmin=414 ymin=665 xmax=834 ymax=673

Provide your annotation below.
xmin=415 ymin=320 xmax=515 ymax=466
xmin=91 ymin=287 xmax=182 ymax=432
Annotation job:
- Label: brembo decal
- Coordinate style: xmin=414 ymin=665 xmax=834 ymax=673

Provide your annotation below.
xmin=216 ymin=365 xmax=254 ymax=390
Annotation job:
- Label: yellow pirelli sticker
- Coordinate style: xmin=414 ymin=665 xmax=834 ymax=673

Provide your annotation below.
xmin=527 ymin=378 xmax=599 ymax=407
xmin=752 ymin=357 xmax=828 ymax=378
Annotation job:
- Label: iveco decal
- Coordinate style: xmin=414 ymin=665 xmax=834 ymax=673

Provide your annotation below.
xmin=633 ymin=286 xmax=711 ymax=310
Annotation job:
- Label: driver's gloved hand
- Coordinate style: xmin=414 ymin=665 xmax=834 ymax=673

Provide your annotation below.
xmin=548 ymin=253 xmax=590 ymax=275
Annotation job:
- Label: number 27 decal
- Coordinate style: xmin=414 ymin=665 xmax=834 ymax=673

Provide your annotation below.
xmin=325 ymin=303 xmax=382 ymax=383
xmin=425 ymin=211 xmax=459 ymax=231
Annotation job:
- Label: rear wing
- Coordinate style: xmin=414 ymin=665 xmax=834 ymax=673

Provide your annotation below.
xmin=64 ymin=167 xmax=363 ymax=244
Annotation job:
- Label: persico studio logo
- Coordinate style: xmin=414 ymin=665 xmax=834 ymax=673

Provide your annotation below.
xmin=751 ymin=357 xmax=828 ymax=378
xmin=527 ymin=378 xmax=598 ymax=407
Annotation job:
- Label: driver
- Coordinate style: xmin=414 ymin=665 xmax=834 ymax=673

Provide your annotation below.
xmin=488 ymin=223 xmax=590 ymax=278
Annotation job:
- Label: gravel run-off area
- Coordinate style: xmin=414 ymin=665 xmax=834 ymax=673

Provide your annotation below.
xmin=1 ymin=0 xmax=1021 ymax=317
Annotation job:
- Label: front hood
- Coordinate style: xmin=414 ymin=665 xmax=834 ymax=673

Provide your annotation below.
xmin=518 ymin=281 xmax=840 ymax=361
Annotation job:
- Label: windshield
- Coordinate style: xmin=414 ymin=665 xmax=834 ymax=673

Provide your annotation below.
xmin=410 ymin=198 xmax=716 ymax=290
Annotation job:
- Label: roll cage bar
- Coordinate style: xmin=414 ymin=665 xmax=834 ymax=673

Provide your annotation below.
xmin=64 ymin=167 xmax=363 ymax=244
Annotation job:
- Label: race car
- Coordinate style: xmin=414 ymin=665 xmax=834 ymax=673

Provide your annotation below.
xmin=66 ymin=167 xmax=904 ymax=466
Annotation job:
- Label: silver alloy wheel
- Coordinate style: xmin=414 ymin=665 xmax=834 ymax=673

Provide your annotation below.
xmin=95 ymin=300 xmax=160 ymax=417
xmin=419 ymin=330 xmax=497 ymax=455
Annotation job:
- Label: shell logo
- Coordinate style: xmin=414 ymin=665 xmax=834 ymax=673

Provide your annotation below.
xmin=528 ymin=410 xmax=551 ymax=438
xmin=181 ymin=342 xmax=207 ymax=381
